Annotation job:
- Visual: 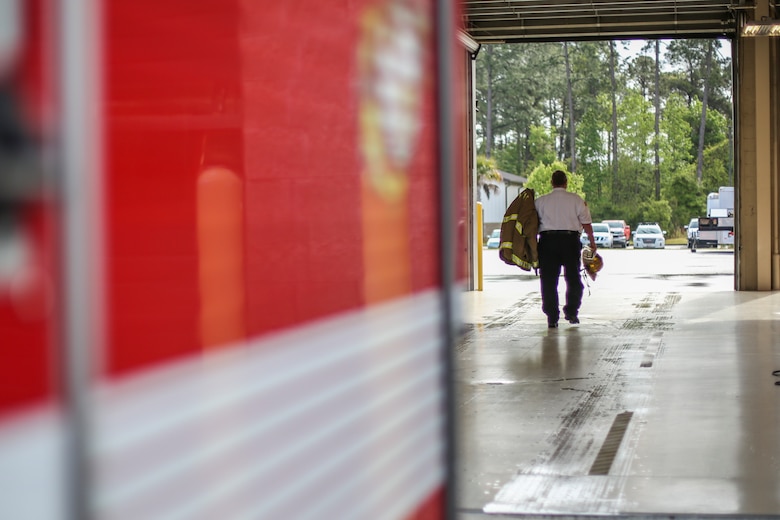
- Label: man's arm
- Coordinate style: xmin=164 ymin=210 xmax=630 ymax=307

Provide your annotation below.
xmin=582 ymin=223 xmax=597 ymax=250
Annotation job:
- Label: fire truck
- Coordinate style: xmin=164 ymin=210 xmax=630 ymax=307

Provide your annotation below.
xmin=692 ymin=186 xmax=734 ymax=252
xmin=0 ymin=2 xmax=469 ymax=518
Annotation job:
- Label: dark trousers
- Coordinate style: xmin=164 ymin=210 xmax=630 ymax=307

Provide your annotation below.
xmin=538 ymin=233 xmax=583 ymax=321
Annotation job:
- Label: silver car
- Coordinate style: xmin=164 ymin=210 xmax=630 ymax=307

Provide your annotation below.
xmin=486 ymin=229 xmax=501 ymax=249
xmin=581 ymin=222 xmax=613 ymax=248
xmin=633 ymin=224 xmax=666 ymax=249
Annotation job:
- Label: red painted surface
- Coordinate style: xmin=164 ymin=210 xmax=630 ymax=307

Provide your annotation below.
xmin=0 ymin=1 xmax=58 ymax=415
xmin=406 ymin=486 xmax=445 ymax=520
xmin=1 ymin=2 xmax=461 ymax=518
xmin=105 ymin=0 xmax=441 ymax=374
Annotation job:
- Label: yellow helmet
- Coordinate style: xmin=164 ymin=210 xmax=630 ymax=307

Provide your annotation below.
xmin=582 ymin=246 xmax=604 ymax=280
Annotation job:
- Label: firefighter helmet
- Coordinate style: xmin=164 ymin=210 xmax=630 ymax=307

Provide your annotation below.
xmin=581 ymin=246 xmax=604 ymax=280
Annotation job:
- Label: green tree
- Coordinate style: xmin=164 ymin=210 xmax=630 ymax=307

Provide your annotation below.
xmin=608 ymin=41 xmax=620 ymax=202
xmin=662 ymin=169 xmax=705 ymax=228
xmin=564 ymin=41 xmax=577 ymax=172
xmin=658 ymin=93 xmax=694 ymax=185
xmin=527 ymin=125 xmax=556 ymax=167
xmin=476 ymin=43 xmax=563 ymax=171
xmin=619 ymin=91 xmax=655 ymax=163
xmin=492 ymin=144 xmax=522 ymax=176
xmin=666 ymin=39 xmax=731 ymax=112
xmin=637 ymin=199 xmax=673 ymax=230
xmin=577 ymin=93 xmax=611 ymax=206
xmin=701 ymin=140 xmax=731 ymax=194
xmin=626 ymin=53 xmax=656 ymax=97
xmin=570 ymin=42 xmax=612 ymax=162
xmin=694 ymin=40 xmax=715 ymax=182
xmin=653 ymin=40 xmax=661 ymax=200
xmin=617 ymin=91 xmax=655 ymax=205
xmin=525 ymin=161 xmax=585 ymax=198
xmin=476 ymin=154 xmax=502 ymax=200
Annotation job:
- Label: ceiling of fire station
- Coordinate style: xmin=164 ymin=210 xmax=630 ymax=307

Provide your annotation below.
xmin=462 ymin=0 xmax=747 ymax=43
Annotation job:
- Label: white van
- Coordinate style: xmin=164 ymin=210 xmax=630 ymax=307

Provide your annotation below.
xmin=686 ymin=218 xmax=699 ymax=248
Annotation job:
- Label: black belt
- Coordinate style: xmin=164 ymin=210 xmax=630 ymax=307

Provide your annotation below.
xmin=540 ymin=230 xmax=579 ymax=235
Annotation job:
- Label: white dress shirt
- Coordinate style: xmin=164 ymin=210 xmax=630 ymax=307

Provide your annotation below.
xmin=534 ymin=187 xmax=592 ymax=232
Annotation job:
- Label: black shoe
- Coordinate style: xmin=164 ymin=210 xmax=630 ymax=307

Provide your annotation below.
xmin=548 ymin=320 xmax=558 ymax=328
xmin=565 ymin=314 xmax=579 ymax=324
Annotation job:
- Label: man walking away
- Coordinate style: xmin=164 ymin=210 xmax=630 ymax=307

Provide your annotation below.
xmin=534 ymin=170 xmax=596 ymax=328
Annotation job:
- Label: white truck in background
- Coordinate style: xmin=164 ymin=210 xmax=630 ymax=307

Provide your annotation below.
xmin=692 ymin=186 xmax=734 ymax=252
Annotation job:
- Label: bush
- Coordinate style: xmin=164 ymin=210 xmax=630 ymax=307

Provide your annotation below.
xmin=525 ymin=161 xmax=585 ymax=198
xmin=636 ymin=199 xmax=672 ymax=230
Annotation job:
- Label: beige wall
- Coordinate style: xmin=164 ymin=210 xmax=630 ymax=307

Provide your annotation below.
xmin=736 ymin=4 xmax=780 ymax=290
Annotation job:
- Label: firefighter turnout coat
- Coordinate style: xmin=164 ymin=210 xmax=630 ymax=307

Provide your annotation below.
xmin=498 ymin=188 xmax=539 ymax=272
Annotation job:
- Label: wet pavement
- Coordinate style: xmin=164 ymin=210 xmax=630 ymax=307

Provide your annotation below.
xmin=456 ymin=248 xmax=780 ymax=519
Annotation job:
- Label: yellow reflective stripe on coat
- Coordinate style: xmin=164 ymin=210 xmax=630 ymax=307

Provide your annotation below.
xmin=512 ymin=255 xmax=538 ymax=270
xmin=502 ymin=213 xmax=523 ymax=234
xmin=499 ymin=242 xmax=538 ymax=270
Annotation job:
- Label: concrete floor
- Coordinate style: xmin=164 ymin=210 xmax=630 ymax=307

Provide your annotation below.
xmin=456 ymin=260 xmax=780 ymax=519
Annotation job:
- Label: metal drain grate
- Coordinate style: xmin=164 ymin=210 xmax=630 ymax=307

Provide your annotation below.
xmin=589 ymin=411 xmax=633 ymax=475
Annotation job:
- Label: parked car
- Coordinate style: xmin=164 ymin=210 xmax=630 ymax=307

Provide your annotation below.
xmin=601 ymin=220 xmax=628 ymax=248
xmin=581 ymin=222 xmax=613 ymax=248
xmin=486 ymin=228 xmax=501 ymax=249
xmin=602 ymin=219 xmax=630 ymax=244
xmin=685 ymin=217 xmax=699 ymax=248
xmin=633 ymin=223 xmax=666 ymax=249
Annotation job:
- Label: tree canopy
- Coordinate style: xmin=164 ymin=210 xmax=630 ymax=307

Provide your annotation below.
xmin=475 ymin=38 xmax=733 ymax=235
